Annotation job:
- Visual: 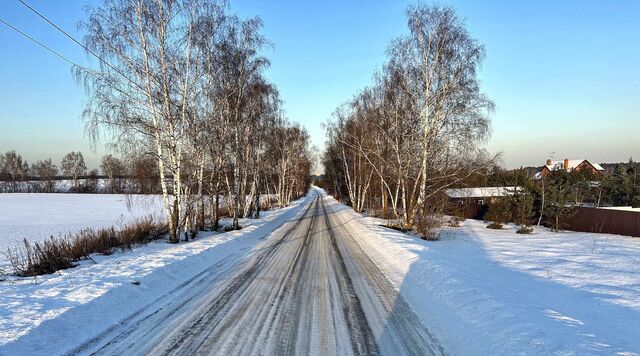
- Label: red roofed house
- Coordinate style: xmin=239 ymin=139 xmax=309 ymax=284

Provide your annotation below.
xmin=537 ymin=158 xmax=604 ymax=178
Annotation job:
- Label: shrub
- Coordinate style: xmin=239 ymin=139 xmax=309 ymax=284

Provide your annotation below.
xmin=6 ymin=217 xmax=165 ymax=277
xmin=484 ymin=197 xmax=511 ymax=229
xmin=7 ymin=238 xmax=75 ymax=276
xmin=449 ymin=216 xmax=465 ymax=227
xmin=517 ymin=226 xmax=533 ymax=234
xmin=415 ymin=214 xmax=442 ymax=241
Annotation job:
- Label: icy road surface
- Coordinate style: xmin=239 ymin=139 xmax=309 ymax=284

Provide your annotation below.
xmin=72 ymin=190 xmax=443 ymax=356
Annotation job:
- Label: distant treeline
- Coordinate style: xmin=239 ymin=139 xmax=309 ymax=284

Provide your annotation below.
xmin=0 ymin=150 xmax=160 ymax=194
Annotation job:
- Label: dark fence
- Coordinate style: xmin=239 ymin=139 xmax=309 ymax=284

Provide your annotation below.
xmin=562 ymin=207 xmax=640 ymax=238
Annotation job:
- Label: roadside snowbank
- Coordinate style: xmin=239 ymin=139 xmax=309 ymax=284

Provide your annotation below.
xmin=322 ymin=191 xmax=640 ymax=355
xmin=0 ymin=193 xmax=311 ymax=355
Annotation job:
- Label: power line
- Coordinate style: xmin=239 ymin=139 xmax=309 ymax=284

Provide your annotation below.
xmin=0 ymin=17 xmax=79 ymax=68
xmin=16 ymin=0 xmax=142 ymax=90
xmin=16 ymin=1 xmax=103 ymax=66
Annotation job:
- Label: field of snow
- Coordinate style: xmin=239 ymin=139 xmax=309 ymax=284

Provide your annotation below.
xmin=0 ymin=194 xmax=165 ymax=270
xmin=2 ymin=189 xmax=639 ymax=355
xmin=0 ymin=194 xmax=311 ymax=354
xmin=323 ymin=195 xmax=640 ymax=355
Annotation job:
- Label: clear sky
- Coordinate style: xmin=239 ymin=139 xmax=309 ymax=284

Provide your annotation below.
xmin=1 ymin=0 xmax=638 ymax=171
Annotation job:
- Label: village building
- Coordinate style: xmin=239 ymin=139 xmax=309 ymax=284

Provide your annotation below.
xmin=536 ymin=158 xmax=604 ymax=179
xmin=445 ymin=186 xmax=522 ymax=219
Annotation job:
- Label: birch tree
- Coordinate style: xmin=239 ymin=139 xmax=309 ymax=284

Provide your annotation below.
xmin=100 ymin=154 xmax=126 ymax=193
xmin=61 ymin=151 xmax=86 ymax=190
xmin=0 ymin=151 xmax=29 ymax=193
xmin=78 ymin=0 xmax=207 ymax=242
xmin=32 ymin=158 xmax=58 ymax=193
xmin=211 ymin=14 xmax=270 ymax=229
xmin=323 ymin=3 xmax=495 ymax=234
xmin=77 ymin=0 xmax=311 ymax=240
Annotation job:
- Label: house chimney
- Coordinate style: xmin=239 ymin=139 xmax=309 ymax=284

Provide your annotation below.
xmin=564 ymin=158 xmax=569 ymax=172
xmin=546 ymin=159 xmax=552 ymax=165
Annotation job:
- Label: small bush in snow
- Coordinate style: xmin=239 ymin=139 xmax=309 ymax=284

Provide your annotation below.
xmin=415 ymin=215 xmax=442 ymax=241
xmin=517 ymin=226 xmax=533 ymax=234
xmin=449 ymin=216 xmax=465 ymax=227
xmin=6 ymin=217 xmax=165 ymax=277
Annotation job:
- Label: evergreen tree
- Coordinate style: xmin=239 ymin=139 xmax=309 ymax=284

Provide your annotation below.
xmin=604 ymin=158 xmax=639 ymax=207
xmin=514 ymin=191 xmax=534 ymax=233
xmin=544 ymin=171 xmax=575 ymax=231
xmin=569 ymin=168 xmax=600 ymax=205
xmin=625 ymin=158 xmax=639 ymax=207
xmin=606 ymin=165 xmax=628 ymax=206
xmin=484 ymin=197 xmax=511 ymax=229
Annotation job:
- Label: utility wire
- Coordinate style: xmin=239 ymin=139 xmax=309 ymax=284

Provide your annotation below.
xmin=16 ymin=0 xmax=142 ymax=90
xmin=17 ymin=0 xmax=90 ymax=52
xmin=0 ymin=17 xmax=79 ymax=67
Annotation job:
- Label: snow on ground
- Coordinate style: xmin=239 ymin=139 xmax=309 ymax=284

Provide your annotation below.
xmin=0 ymin=193 xmax=278 ymax=271
xmin=0 ymin=193 xmax=311 ymax=354
xmin=323 ymin=192 xmax=640 ymax=355
xmin=2 ymin=189 xmax=639 ymax=355
xmin=0 ymin=194 xmax=165 ymax=269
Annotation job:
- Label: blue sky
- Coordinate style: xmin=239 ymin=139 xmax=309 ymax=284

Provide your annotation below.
xmin=0 ymin=0 xmax=638 ymax=170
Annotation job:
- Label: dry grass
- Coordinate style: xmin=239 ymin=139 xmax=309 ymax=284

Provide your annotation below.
xmin=415 ymin=215 xmax=443 ymax=241
xmin=449 ymin=216 xmax=465 ymax=227
xmin=7 ymin=217 xmax=165 ymax=277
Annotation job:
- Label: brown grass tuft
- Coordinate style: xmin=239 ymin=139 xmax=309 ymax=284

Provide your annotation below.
xmin=7 ymin=217 xmax=165 ymax=277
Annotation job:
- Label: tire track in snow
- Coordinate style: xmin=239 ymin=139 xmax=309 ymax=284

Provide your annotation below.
xmin=322 ymin=196 xmax=445 ymax=355
xmin=75 ymin=193 xmax=318 ymax=356
xmin=157 ymin=194 xmax=321 ymax=355
xmin=79 ymin=189 xmax=444 ymax=355
xmin=320 ymin=198 xmax=379 ymax=355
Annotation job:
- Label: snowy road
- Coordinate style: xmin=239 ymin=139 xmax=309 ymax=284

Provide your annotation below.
xmin=71 ymin=190 xmax=443 ymax=356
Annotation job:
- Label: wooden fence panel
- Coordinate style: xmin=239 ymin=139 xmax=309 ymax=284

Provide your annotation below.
xmin=562 ymin=207 xmax=640 ymax=238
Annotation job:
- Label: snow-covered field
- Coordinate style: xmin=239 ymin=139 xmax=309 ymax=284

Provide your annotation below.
xmin=0 ymin=194 xmax=165 ymax=270
xmin=323 ymin=195 xmax=640 ymax=355
xmin=2 ymin=190 xmax=639 ymax=355
xmin=0 ymin=194 xmax=311 ymax=354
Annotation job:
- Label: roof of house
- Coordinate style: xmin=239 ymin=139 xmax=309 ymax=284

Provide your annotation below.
xmin=445 ymin=186 xmax=523 ymax=199
xmin=544 ymin=159 xmax=604 ymax=172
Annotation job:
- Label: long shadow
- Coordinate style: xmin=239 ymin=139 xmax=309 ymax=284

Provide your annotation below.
xmin=314 ymin=186 xmax=640 ymax=354
xmin=363 ymin=217 xmax=640 ymax=355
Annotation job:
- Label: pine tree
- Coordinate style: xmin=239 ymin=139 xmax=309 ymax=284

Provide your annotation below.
xmin=607 ymin=165 xmax=628 ymax=206
xmin=514 ymin=191 xmax=534 ymax=233
xmin=625 ymin=158 xmax=639 ymax=207
xmin=484 ymin=197 xmax=511 ymax=229
xmin=544 ymin=172 xmax=575 ymax=231
xmin=604 ymin=158 xmax=639 ymax=207
xmin=570 ymin=168 xmax=599 ymax=205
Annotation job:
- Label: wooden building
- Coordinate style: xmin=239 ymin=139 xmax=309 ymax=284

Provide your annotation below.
xmin=445 ymin=186 xmax=522 ymax=220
